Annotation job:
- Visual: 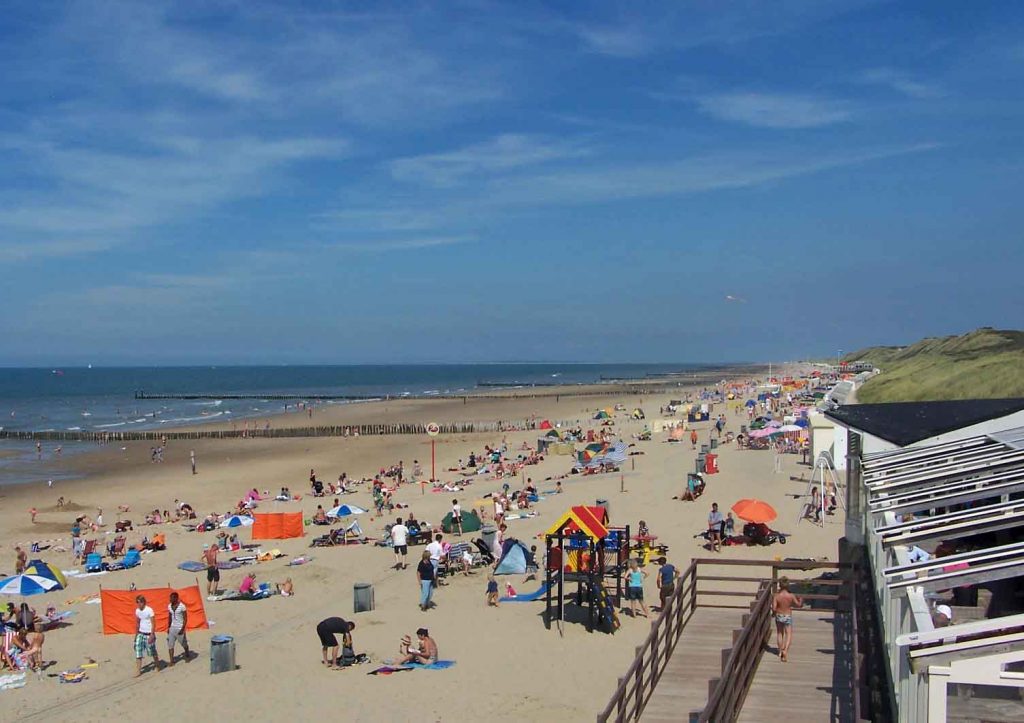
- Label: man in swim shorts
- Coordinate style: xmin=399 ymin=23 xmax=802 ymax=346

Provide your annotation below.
xmin=203 ymin=544 xmax=220 ymax=595
xmin=772 ymin=577 xmax=804 ymax=662
xmin=316 ymin=617 xmax=355 ymax=669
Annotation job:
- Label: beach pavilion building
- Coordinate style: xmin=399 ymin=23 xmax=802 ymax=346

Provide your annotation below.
xmin=837 ymin=400 xmax=1024 ymax=721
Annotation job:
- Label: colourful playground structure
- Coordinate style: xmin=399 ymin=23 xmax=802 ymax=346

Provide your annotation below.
xmin=544 ymin=505 xmax=631 ymax=634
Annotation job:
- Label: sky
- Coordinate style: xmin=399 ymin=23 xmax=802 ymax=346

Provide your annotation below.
xmin=1 ymin=0 xmax=1023 ymax=365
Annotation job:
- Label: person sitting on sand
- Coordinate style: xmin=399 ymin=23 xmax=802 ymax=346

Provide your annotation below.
xmin=238 ymin=573 xmax=259 ymax=597
xmin=313 ymin=506 xmax=329 ymax=525
xmin=399 ymin=628 xmax=438 ymax=665
xmin=276 ymin=578 xmax=294 ymax=597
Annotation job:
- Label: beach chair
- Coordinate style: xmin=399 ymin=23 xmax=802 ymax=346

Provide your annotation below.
xmin=80 ymin=539 xmax=97 ymax=559
xmin=122 ymin=549 xmax=142 ymax=568
xmin=107 ymin=535 xmax=126 ymax=558
xmin=85 ymin=552 xmax=105 ymax=573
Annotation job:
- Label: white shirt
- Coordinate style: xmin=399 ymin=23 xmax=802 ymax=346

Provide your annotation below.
xmin=451 ymin=503 xmax=461 ymax=518
xmin=391 ymin=523 xmax=409 ymax=546
xmin=168 ymin=602 xmax=186 ymax=630
xmin=136 ymin=606 xmax=155 ymax=634
xmin=426 ymin=541 xmax=444 ymax=562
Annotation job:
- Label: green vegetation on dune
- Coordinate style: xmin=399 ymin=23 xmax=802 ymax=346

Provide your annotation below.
xmin=843 ymin=328 xmax=1024 ymax=403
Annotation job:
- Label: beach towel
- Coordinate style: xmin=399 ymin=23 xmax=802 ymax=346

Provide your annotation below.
xmin=177 ymin=561 xmax=207 ymax=572
xmin=0 ymin=673 xmax=26 ymax=691
xmin=58 ymin=668 xmax=88 ymax=684
xmin=369 ymin=660 xmax=456 ymax=675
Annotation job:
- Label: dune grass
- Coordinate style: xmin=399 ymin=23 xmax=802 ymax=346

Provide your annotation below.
xmin=845 ymin=328 xmax=1024 ymax=403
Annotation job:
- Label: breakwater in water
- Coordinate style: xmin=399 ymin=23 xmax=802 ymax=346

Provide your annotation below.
xmin=0 ymin=418 xmax=579 ymax=441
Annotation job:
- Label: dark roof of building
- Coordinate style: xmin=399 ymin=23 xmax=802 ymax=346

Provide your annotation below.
xmin=825 ymin=398 xmax=1024 ymax=447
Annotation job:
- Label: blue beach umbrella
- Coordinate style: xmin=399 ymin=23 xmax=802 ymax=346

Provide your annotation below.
xmin=220 ymin=515 xmax=255 ymax=528
xmin=327 ymin=504 xmax=367 ymax=518
xmin=0 ymin=573 xmax=62 ymax=596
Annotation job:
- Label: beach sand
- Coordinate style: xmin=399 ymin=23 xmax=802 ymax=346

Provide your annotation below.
xmin=1 ymin=374 xmax=844 ymax=722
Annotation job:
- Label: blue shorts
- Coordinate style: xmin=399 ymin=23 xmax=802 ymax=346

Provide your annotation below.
xmin=626 ymin=586 xmax=643 ymax=601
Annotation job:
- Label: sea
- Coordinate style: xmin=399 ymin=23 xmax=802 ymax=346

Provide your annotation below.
xmin=0 ymin=364 xmax=718 ymax=485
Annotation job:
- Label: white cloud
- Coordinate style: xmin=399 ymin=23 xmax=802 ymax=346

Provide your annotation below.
xmin=859 ymin=68 xmax=945 ymax=99
xmin=696 ymin=92 xmax=854 ymax=128
xmin=481 ymin=143 xmax=940 ymax=206
xmin=330 ymin=236 xmax=471 ymax=252
xmin=574 ymin=25 xmax=651 ymax=57
xmin=389 ymin=134 xmax=589 ymax=186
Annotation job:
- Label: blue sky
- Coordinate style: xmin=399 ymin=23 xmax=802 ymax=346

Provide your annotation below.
xmin=1 ymin=1 xmax=1022 ymax=365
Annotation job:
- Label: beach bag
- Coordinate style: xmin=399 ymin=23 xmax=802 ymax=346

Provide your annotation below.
xmin=340 ymin=646 xmax=356 ymax=666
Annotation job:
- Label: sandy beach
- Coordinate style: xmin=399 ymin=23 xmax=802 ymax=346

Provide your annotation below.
xmin=2 ymin=371 xmax=844 ymax=722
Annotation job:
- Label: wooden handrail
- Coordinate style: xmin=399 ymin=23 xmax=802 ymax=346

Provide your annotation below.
xmin=596 ymin=558 xmax=849 ymax=722
xmin=700 ymin=582 xmax=774 ymax=722
xmin=597 ymin=562 xmax=698 ymax=722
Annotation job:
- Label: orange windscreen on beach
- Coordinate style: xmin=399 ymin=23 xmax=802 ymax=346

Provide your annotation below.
xmin=251 ymin=512 xmax=304 ymax=539
xmin=101 ymin=585 xmax=208 ymax=635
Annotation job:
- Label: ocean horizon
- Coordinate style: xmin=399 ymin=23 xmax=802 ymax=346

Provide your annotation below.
xmin=0 ymin=362 xmax=737 ymax=434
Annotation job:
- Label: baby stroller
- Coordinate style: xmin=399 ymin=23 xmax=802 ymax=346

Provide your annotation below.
xmin=473 ymin=538 xmax=496 ymax=565
xmin=742 ymin=522 xmax=787 ymax=546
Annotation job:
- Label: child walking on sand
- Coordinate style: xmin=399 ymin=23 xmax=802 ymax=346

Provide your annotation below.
xmin=486 ymin=576 xmax=499 ymax=606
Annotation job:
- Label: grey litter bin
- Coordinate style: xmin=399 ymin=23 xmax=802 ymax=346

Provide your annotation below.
xmin=210 ymin=635 xmax=236 ymax=674
xmin=696 ymin=454 xmax=706 ymax=475
xmin=700 ymin=444 xmax=709 ymax=454
xmin=710 ymin=438 xmax=718 ymax=450
xmin=354 ymin=582 xmax=374 ymax=613
xmin=480 ymin=524 xmax=497 ymax=550
xmin=595 ymin=498 xmax=609 ymax=518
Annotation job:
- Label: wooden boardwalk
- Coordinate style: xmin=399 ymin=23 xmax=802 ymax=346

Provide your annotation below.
xmin=640 ymin=608 xmax=746 ymax=722
xmin=737 ymin=611 xmax=855 ymax=723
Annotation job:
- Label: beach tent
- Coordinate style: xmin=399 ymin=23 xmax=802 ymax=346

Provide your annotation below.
xmin=544 ymin=428 xmax=562 ymax=438
xmin=594 ymin=410 xmax=611 ymax=420
xmin=101 ymin=584 xmax=207 ymax=635
xmin=252 ymin=512 xmax=304 ymax=540
xmin=494 ymin=539 xmax=531 ymax=575
xmin=631 ymin=408 xmax=645 ymax=420
xmin=539 ymin=420 xmax=553 ymax=430
xmin=576 ymin=441 xmax=628 ymax=470
xmin=546 ymin=506 xmax=609 ymax=541
xmin=441 ymin=508 xmax=482 ymax=534
xmin=24 ymin=560 xmax=68 ymax=589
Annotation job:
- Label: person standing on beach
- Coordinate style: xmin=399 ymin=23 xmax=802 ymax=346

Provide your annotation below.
xmin=36 ymin=442 xmax=42 ymax=460
xmin=203 ymin=544 xmax=220 ymax=595
xmin=690 ymin=429 xmax=698 ymax=450
xmin=451 ymin=499 xmax=463 ymax=536
xmin=417 ymin=551 xmax=436 ymax=611
xmin=655 ymin=557 xmax=676 ymax=612
xmin=772 ymin=577 xmax=803 ymax=662
xmin=133 ymin=595 xmax=161 ymax=676
xmin=391 ymin=517 xmax=409 ymax=570
xmin=14 ymin=546 xmax=27 ymax=574
xmin=190 ymin=450 xmax=196 ymax=475
xmin=708 ymin=503 xmax=724 ymax=552
xmin=166 ymin=591 xmax=190 ymax=665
